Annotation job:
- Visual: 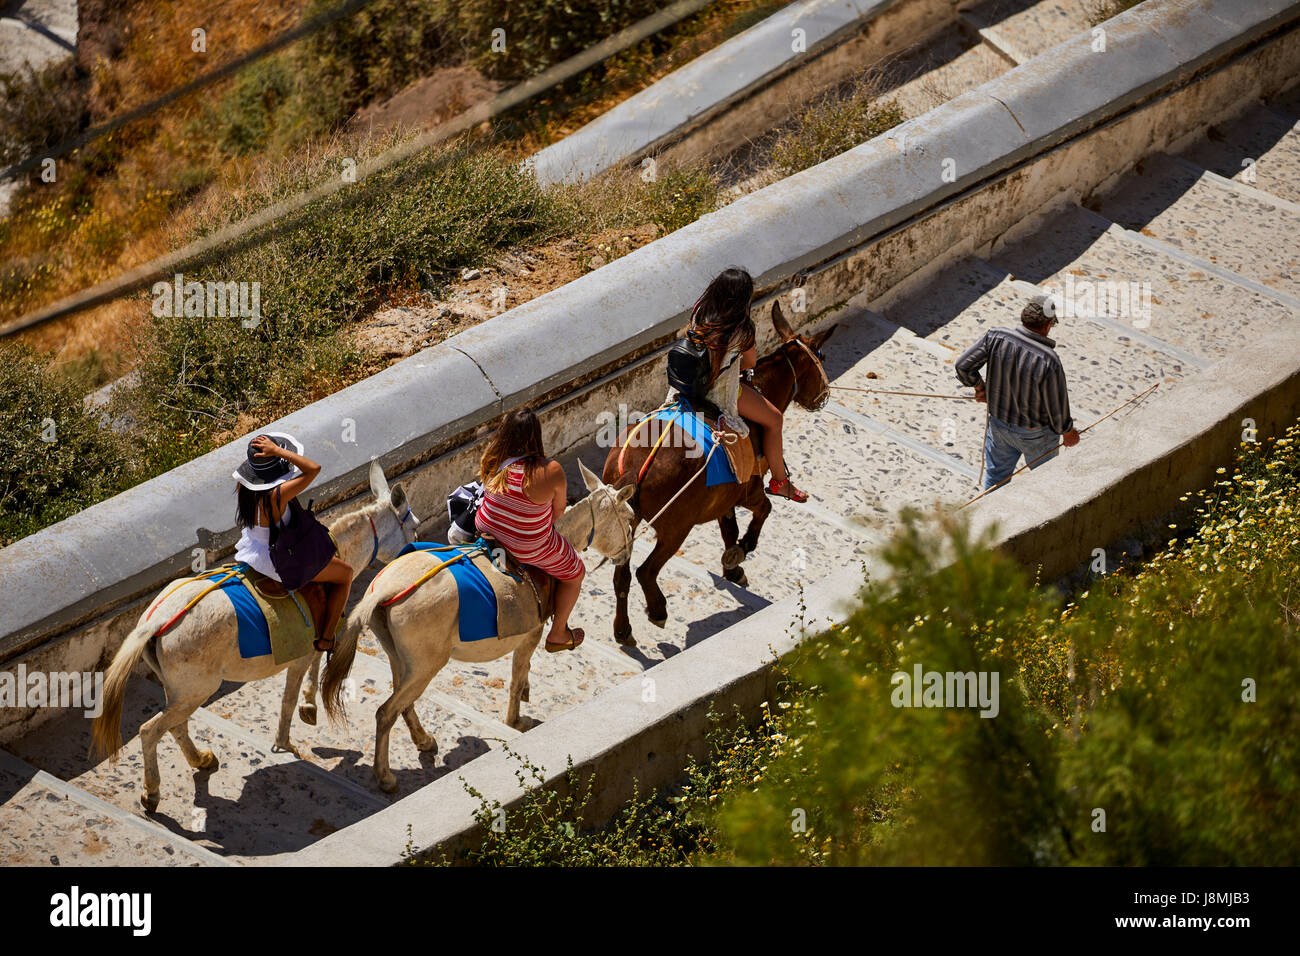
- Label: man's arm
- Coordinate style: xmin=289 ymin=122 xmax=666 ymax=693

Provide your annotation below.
xmin=1044 ymin=361 xmax=1077 ymax=441
xmin=955 ymin=333 xmax=990 ymax=389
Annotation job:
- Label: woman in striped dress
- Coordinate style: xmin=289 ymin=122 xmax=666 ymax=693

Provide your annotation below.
xmin=475 ymin=408 xmax=587 ymax=651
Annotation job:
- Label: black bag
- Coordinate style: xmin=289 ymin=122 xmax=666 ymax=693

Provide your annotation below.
xmin=447 ymin=480 xmax=484 ymax=542
xmin=666 ymin=332 xmax=712 ymax=401
xmin=268 ymin=489 xmax=337 ymax=592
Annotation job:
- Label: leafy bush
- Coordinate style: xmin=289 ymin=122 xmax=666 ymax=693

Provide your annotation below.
xmin=297 ymin=0 xmax=451 ymax=129
xmin=0 ymin=58 xmax=85 ymax=168
xmin=129 ymin=139 xmax=567 ymax=434
xmin=768 ymin=77 xmax=904 ymax=176
xmin=454 ymin=0 xmax=665 ymax=81
xmin=714 ymin=429 xmax=1300 ymax=865
xmin=0 ymin=345 xmax=129 ymax=544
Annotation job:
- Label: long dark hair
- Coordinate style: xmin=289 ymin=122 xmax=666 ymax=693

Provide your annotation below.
xmin=480 ymin=407 xmax=547 ymax=494
xmin=236 ymin=484 xmax=275 ymax=529
xmin=689 ymin=267 xmax=756 ymax=377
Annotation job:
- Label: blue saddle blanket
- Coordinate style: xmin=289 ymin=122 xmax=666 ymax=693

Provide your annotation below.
xmin=203 ymin=568 xmax=273 ymax=659
xmin=640 ymin=402 xmax=737 ymax=486
xmin=397 ymin=542 xmax=499 ymax=642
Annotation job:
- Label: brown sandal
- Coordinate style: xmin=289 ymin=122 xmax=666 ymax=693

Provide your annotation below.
xmin=545 ymin=626 xmax=585 ymax=653
xmin=767 ymin=477 xmax=809 ymax=503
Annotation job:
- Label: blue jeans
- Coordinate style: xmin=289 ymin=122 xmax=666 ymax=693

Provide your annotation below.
xmin=983 ymin=415 xmax=1060 ymax=491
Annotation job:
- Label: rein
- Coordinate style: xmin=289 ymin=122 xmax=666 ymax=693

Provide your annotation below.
xmin=776 ymin=338 xmax=829 ymax=411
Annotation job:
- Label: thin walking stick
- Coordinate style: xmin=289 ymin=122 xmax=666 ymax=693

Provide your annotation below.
xmin=959 ymin=382 xmax=1160 ymax=509
xmin=829 ymin=385 xmax=977 ymax=400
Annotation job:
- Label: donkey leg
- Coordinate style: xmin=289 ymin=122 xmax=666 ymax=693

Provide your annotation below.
xmin=274 ymin=655 xmax=314 ymax=756
xmin=299 ymin=652 xmax=322 ymax=726
xmin=139 ymin=691 xmax=212 ymax=812
xmin=375 ymin=652 xmax=448 ymax=793
xmin=507 ymin=631 xmax=543 ymax=729
xmin=738 ymin=481 xmax=773 ymax=554
xmin=613 ymin=559 xmax=635 ymax=646
xmin=637 ymin=526 xmax=690 ymax=627
xmin=170 ymin=720 xmax=217 ymax=771
xmin=719 ymin=509 xmax=746 ymax=571
xmin=367 ymin=612 xmax=436 ymax=754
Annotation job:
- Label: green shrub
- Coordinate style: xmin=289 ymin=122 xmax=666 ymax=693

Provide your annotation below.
xmin=213 ymin=56 xmax=299 ymax=155
xmin=129 ymin=139 xmax=566 ymax=434
xmin=713 ymin=429 xmax=1300 ymax=865
xmin=454 ymin=0 xmax=665 ymax=81
xmin=768 ymin=87 xmax=905 ymax=176
xmin=0 ymin=345 xmax=129 ymax=544
xmin=0 ymin=58 xmax=85 ymax=168
xmin=297 ymin=0 xmax=451 ymax=131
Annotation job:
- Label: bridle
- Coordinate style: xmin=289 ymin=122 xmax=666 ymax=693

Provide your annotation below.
xmin=586 ymin=485 xmax=634 ymax=569
xmin=781 ymin=337 xmax=830 ymax=411
xmin=366 ymin=504 xmax=419 ymax=570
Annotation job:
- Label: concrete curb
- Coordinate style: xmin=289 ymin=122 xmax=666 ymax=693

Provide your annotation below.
xmin=528 ymin=0 xmax=903 ymax=185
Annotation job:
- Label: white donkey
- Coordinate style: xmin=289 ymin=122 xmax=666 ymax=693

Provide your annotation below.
xmin=322 ymin=460 xmax=635 ymax=793
xmin=92 ymin=461 xmax=419 ymax=811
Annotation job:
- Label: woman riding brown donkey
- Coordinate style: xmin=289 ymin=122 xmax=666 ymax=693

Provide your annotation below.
xmin=233 ymin=433 xmax=353 ymax=651
xmin=602 ymin=275 xmax=833 ymax=646
xmin=686 ymin=266 xmax=810 ymax=502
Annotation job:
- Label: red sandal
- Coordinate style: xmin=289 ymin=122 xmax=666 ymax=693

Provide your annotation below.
xmin=767 ymin=477 xmax=809 ymax=503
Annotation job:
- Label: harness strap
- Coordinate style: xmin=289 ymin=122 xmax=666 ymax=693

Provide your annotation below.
xmin=150 ymin=566 xmax=241 ymax=637
xmin=378 ymin=545 xmax=485 ymax=608
xmin=617 ymin=400 xmax=677 ymax=478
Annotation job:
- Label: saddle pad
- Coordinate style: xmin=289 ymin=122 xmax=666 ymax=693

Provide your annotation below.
xmin=195 ymin=567 xmax=315 ymax=664
xmin=396 ymin=543 xmax=499 ymax=642
xmin=240 ymin=568 xmax=316 ymax=665
xmin=640 ymin=403 xmax=737 ymax=486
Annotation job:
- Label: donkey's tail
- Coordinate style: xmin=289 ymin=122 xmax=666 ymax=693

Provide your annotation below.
xmin=322 ymin=584 xmax=382 ymax=725
xmin=90 ymin=618 xmax=157 ymax=760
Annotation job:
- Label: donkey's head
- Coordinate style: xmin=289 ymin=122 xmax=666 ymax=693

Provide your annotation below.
xmin=577 ymin=460 xmax=636 ymax=565
xmin=366 ymin=459 xmax=421 ymax=562
xmin=770 ymin=300 xmax=834 ymax=411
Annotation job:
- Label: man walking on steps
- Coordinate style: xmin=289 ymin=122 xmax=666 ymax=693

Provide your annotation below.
xmin=955 ymin=296 xmax=1080 ymax=492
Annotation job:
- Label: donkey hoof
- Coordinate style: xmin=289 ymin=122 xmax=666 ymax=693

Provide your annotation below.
xmin=721 ymin=545 xmax=746 ymax=570
xmin=723 ymin=566 xmax=748 ymax=588
xmin=299 ymin=703 xmax=318 ymax=726
xmin=615 ymin=630 xmax=636 ymax=647
xmin=140 ymin=792 xmax=159 ymax=813
xmin=377 ymin=773 xmax=399 ymax=794
xmin=646 ymin=613 xmax=667 ymax=629
xmin=194 ymin=749 xmax=218 ymax=770
xmin=414 ymin=734 xmax=438 ymax=754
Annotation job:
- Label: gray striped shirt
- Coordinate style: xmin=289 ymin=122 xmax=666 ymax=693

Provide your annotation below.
xmin=955 ymin=326 xmax=1074 ymax=434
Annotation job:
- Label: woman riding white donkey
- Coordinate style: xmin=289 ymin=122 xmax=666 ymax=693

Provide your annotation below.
xmin=92 ymin=434 xmax=419 ymax=811
xmin=322 ymin=407 xmax=636 ymax=793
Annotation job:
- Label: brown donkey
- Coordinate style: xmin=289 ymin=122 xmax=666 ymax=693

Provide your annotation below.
xmin=602 ymin=301 xmax=834 ymax=645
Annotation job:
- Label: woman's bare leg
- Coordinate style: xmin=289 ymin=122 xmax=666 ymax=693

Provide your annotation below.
xmin=738 ymin=384 xmax=787 ymax=482
xmin=545 ymin=565 xmax=586 ymax=645
xmin=312 ymin=556 xmax=354 ymax=648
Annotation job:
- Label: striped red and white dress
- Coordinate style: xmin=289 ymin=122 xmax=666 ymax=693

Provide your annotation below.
xmin=475 ymin=463 xmax=584 ymax=580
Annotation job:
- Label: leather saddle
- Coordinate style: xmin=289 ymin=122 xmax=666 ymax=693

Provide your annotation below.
xmin=249 ymin=575 xmax=330 ymax=645
xmin=704 ymin=415 xmax=767 ymax=483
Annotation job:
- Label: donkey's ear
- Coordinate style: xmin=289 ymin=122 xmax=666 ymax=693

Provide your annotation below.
xmin=390 ymin=483 xmax=407 ymax=511
xmin=369 ymin=459 xmax=390 ymax=502
xmin=811 ymin=323 xmax=836 ymax=348
xmin=616 ymin=485 xmax=635 ymax=504
xmin=578 ymin=459 xmax=601 ymax=492
xmin=771 ymin=299 xmax=796 ymax=341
